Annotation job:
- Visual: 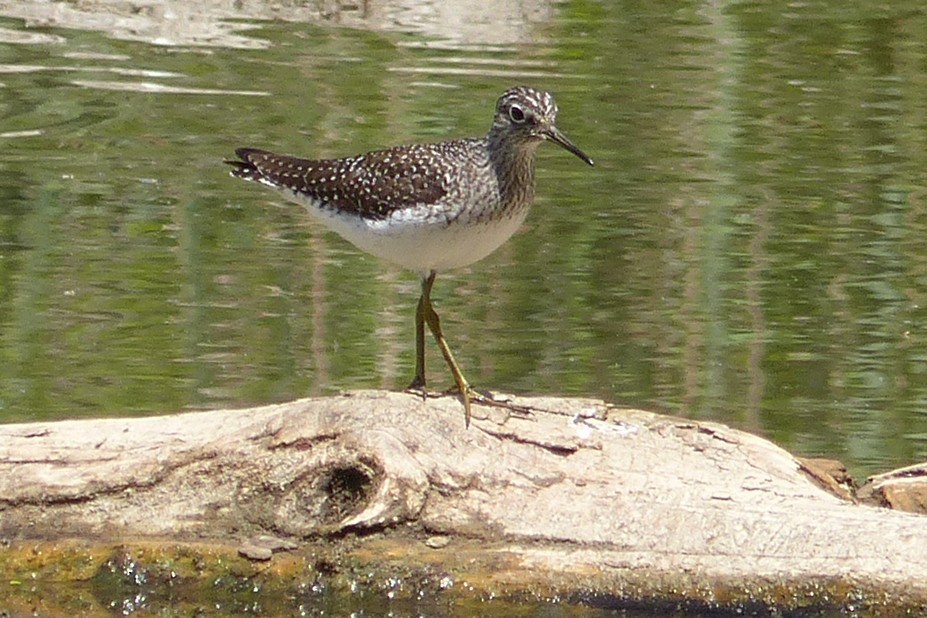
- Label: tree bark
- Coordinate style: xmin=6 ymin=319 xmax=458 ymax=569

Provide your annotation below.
xmin=1 ymin=390 xmax=926 ymax=614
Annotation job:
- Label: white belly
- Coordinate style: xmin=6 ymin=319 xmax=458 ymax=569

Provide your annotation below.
xmin=310 ymin=203 xmax=532 ymax=275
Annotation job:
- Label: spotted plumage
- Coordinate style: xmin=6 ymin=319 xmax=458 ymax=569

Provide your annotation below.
xmin=228 ymin=142 xmax=460 ymax=221
xmin=226 ymin=86 xmax=593 ymax=425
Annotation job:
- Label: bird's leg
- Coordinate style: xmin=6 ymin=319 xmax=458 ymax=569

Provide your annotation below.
xmin=408 ymin=288 xmax=427 ymax=392
xmin=419 ymin=272 xmax=473 ymax=426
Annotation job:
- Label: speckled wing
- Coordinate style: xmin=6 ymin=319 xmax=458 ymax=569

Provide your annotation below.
xmin=226 ymin=146 xmax=450 ymax=221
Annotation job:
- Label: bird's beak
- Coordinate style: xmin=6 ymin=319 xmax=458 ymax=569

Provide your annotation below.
xmin=544 ymin=126 xmax=594 ymax=166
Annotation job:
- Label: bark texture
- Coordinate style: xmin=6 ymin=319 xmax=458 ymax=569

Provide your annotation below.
xmin=2 ymin=390 xmax=926 ymax=613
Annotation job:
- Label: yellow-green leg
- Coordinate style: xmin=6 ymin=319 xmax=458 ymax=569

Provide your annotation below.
xmin=408 ymin=271 xmax=473 ymax=426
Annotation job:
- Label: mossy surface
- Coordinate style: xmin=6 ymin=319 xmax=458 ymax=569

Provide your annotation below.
xmin=1 ymin=534 xmax=923 ymax=617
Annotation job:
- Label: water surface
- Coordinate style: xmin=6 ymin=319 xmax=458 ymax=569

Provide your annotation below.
xmin=1 ymin=1 xmax=926 ymax=488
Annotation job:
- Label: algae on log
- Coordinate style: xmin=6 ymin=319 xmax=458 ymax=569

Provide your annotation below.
xmin=1 ymin=390 xmax=927 ymax=613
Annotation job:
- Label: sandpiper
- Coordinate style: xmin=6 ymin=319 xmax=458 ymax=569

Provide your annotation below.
xmin=226 ymin=86 xmax=593 ymax=425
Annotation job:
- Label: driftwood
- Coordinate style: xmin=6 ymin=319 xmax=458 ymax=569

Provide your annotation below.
xmin=2 ymin=390 xmax=927 ymax=615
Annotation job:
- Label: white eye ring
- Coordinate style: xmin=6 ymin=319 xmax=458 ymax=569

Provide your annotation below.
xmin=508 ymin=105 xmax=526 ymax=123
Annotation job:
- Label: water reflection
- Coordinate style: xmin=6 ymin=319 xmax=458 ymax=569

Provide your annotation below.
xmin=0 ymin=2 xmax=926 ymax=482
xmin=0 ymin=0 xmax=562 ymax=50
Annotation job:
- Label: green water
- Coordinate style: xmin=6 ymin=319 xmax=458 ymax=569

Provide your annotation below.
xmin=2 ymin=1 xmax=927 ymax=488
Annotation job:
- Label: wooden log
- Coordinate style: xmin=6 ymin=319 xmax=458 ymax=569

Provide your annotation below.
xmin=1 ymin=390 xmax=926 ymax=614
xmin=858 ymin=462 xmax=927 ymax=513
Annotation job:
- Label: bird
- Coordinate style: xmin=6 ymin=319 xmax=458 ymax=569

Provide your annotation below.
xmin=226 ymin=86 xmax=593 ymax=426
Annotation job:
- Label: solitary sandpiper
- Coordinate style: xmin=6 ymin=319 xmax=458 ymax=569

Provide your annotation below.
xmin=226 ymin=86 xmax=593 ymax=425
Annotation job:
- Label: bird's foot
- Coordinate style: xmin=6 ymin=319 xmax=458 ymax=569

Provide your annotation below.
xmin=408 ymin=377 xmax=495 ymax=428
xmin=406 ymin=376 xmax=428 ymax=402
xmin=438 ymin=384 xmax=497 ymax=427
xmin=448 ymin=386 xmax=494 ymax=403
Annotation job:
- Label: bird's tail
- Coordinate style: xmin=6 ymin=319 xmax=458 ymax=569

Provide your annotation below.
xmin=224 ymin=147 xmax=271 ymax=182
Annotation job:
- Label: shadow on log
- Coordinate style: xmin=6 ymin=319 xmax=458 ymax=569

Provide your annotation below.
xmin=1 ymin=390 xmax=926 ymax=615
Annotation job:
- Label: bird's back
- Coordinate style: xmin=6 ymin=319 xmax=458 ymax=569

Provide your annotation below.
xmin=228 ymin=137 xmax=513 ymax=225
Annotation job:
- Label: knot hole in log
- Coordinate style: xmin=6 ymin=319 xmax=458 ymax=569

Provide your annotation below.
xmin=237 ymin=457 xmax=380 ymax=537
xmin=318 ymin=464 xmax=375 ymax=522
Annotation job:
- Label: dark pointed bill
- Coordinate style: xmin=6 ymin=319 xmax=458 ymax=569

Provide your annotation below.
xmin=544 ymin=126 xmax=594 ymax=166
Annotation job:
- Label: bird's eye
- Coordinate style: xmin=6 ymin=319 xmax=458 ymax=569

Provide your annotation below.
xmin=508 ymin=105 xmax=526 ymax=123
